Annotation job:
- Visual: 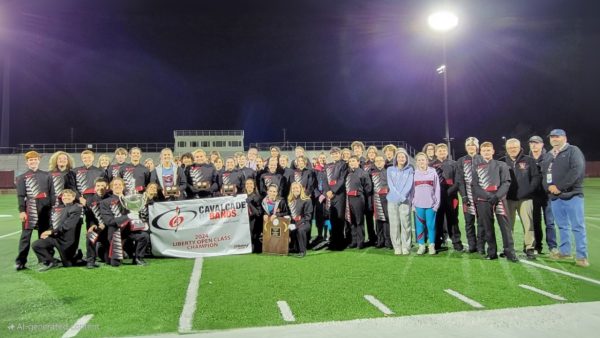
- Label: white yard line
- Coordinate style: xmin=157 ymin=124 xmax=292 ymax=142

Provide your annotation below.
xmin=61 ymin=314 xmax=93 ymax=338
xmin=277 ymin=301 xmax=296 ymax=322
xmin=178 ymin=258 xmax=204 ymax=333
xmin=0 ymin=230 xmax=20 ymax=239
xmin=444 ymin=289 xmax=484 ymax=309
xmin=519 ymin=284 xmax=567 ymax=301
xmin=0 ymin=214 xmax=14 ymax=218
xmin=520 ymin=259 xmax=600 ymax=286
xmin=364 ymin=295 xmax=394 ymax=315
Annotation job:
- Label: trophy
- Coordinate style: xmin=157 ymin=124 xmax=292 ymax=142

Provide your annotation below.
xmin=120 ymin=194 xmax=146 ymax=231
xmin=164 ymin=186 xmax=180 ymax=198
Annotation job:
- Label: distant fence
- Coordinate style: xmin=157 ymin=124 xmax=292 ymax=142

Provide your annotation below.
xmin=587 ymin=162 xmax=600 ymax=177
xmin=17 ymin=143 xmax=174 ymax=154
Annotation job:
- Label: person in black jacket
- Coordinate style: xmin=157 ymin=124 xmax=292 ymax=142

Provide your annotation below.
xmin=345 ymin=156 xmax=373 ymax=249
xmin=432 ymin=143 xmax=463 ymax=251
xmin=472 ymin=142 xmax=517 ymax=262
xmin=325 ymin=147 xmax=348 ymax=250
xmin=33 ymin=189 xmax=81 ymax=271
xmin=84 ymin=178 xmax=110 ymax=268
xmin=502 ymin=138 xmax=542 ymax=260
xmin=261 ymin=184 xmax=290 ymax=223
xmin=186 ymin=149 xmax=219 ymax=198
xmin=288 ymin=182 xmax=314 ymax=257
xmin=540 ymin=129 xmax=588 ymax=267
xmin=15 ymin=151 xmax=55 ymax=271
xmin=259 ymin=158 xmax=286 ymax=197
xmin=244 ymin=179 xmax=263 ymax=253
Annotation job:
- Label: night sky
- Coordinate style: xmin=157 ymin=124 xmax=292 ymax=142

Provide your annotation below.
xmin=1 ymin=0 xmax=599 ymax=158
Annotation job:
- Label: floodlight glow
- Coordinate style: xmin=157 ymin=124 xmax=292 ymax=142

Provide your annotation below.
xmin=436 ymin=65 xmax=446 ymax=74
xmin=428 ymin=11 xmax=458 ymax=32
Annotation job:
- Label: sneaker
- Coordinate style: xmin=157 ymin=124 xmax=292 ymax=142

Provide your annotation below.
xmin=417 ymin=245 xmax=426 ymax=255
xmin=15 ymin=263 xmax=26 ymax=271
xmin=550 ymin=251 xmax=573 ymax=260
xmin=575 ymin=258 xmax=590 ymax=267
xmin=38 ymin=261 xmax=57 ymax=272
xmin=428 ymin=244 xmax=436 ymax=255
xmin=402 ymin=249 xmax=410 ymax=255
xmin=86 ymin=262 xmax=100 ymax=269
xmin=132 ymin=259 xmax=147 ymax=266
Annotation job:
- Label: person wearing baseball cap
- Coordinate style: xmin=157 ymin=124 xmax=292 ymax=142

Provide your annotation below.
xmin=540 ymin=129 xmax=589 ymax=267
xmin=528 ymin=135 xmax=557 ymax=256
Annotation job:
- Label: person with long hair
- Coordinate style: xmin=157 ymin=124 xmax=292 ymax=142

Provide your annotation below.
xmin=244 ymin=179 xmax=263 ymax=253
xmin=382 ymin=144 xmax=397 ymax=169
xmin=261 ymin=184 xmax=290 ymax=227
xmin=288 ymin=182 xmax=313 ymax=258
xmin=422 ymin=143 xmax=437 ymax=164
xmin=48 ymin=151 xmax=76 ymax=205
xmin=218 ymin=157 xmax=243 ymax=196
xmin=186 ymin=149 xmax=219 ymax=199
xmin=311 ymin=152 xmax=330 ymax=247
xmin=97 ymin=154 xmax=111 ymax=172
xmin=150 ymin=148 xmax=186 ymax=201
xmin=387 ymin=148 xmax=414 ymax=255
xmin=259 ymin=157 xmax=286 ymax=197
xmin=413 ymin=152 xmax=441 ymax=255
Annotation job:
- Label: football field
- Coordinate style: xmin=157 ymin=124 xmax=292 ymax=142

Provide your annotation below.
xmin=1 ymin=180 xmax=599 ymax=337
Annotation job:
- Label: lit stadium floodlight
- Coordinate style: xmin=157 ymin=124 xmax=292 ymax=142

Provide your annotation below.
xmin=436 ymin=65 xmax=446 ymax=74
xmin=428 ymin=11 xmax=458 ymax=32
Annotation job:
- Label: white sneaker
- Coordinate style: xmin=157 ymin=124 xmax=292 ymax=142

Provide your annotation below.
xmin=394 ymin=249 xmax=402 ymax=255
xmin=429 ymin=244 xmax=436 ymax=255
xmin=402 ymin=249 xmax=410 ymax=255
xmin=417 ymin=245 xmax=426 ymax=255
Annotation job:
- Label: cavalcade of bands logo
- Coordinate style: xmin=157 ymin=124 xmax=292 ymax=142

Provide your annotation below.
xmin=152 ymin=201 xmax=248 ymax=230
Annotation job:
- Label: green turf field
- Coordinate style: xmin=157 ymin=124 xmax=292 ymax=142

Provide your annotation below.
xmin=1 ymin=180 xmax=599 ymax=337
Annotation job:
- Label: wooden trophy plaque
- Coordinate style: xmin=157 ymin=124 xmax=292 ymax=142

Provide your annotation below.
xmin=262 ymin=217 xmax=290 ymax=255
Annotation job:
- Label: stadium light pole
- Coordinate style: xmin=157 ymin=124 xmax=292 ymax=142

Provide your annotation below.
xmin=428 ymin=11 xmax=458 ymax=157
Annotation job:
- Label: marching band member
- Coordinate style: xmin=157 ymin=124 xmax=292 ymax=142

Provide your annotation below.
xmin=97 ymin=154 xmax=111 ymax=172
xmin=371 ymin=155 xmax=391 ymax=249
xmin=84 ymin=178 xmax=110 ymax=268
xmin=341 ymin=148 xmax=352 ymax=163
xmin=48 ymin=151 xmax=76 ymax=205
xmin=151 ymin=148 xmax=186 ymax=200
xmin=218 ymin=157 xmax=243 ymax=196
xmin=288 ymin=182 xmax=313 ymax=258
xmin=107 ymin=148 xmax=128 ymax=182
xmin=144 ymin=158 xmax=155 ymax=172
xmin=363 ymin=146 xmax=378 ymax=172
xmin=259 ymin=157 xmax=286 ymax=197
xmin=311 ymin=152 xmax=330 ymax=247
xmin=209 ymin=150 xmax=221 ymax=165
xmin=33 ymin=189 xmax=80 ymax=271
xmin=72 ymin=150 xmax=106 ymax=234
xmin=351 ymin=141 xmax=367 ymax=164
xmin=279 ymin=155 xmax=295 ymax=197
xmin=325 ymin=147 xmax=348 ymax=250
xmin=457 ymin=137 xmax=484 ymax=253
xmin=262 ymin=184 xmax=290 ymax=223
xmin=15 ymin=151 xmax=55 ymax=271
xmin=291 ymin=146 xmax=313 ymax=169
xmin=244 ymin=179 xmax=263 ymax=253
xmin=119 ymin=147 xmax=151 ymax=196
xmin=422 ymin=143 xmax=437 ymax=164
xmin=186 ymin=149 xmax=219 ymax=198
xmin=237 ymin=153 xmax=257 ymax=183
xmin=100 ymin=178 xmax=150 ymax=267
xmin=345 ymin=156 xmax=373 ymax=249
xmin=214 ymin=157 xmax=224 ymax=174
xmin=180 ymin=153 xmax=194 ymax=169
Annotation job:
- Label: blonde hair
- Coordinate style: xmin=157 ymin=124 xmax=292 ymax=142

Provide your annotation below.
xmin=287 ymin=182 xmax=310 ymax=203
xmin=48 ymin=151 xmax=75 ymax=171
xmin=383 ymin=144 xmax=397 ymax=154
xmin=114 ymin=147 xmax=128 ymax=156
xmin=81 ymin=150 xmax=94 ymax=156
xmin=96 ymin=154 xmax=111 ymax=168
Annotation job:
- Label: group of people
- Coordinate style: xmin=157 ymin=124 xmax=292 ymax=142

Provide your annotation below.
xmin=14 ymin=128 xmax=589 ymax=271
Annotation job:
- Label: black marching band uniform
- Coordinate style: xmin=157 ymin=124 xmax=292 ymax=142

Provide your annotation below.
xmin=471 ymin=155 xmax=517 ymax=261
xmin=120 ymin=162 xmax=151 ymax=195
xmin=345 ymin=165 xmax=373 ymax=248
xmin=457 ymin=154 xmax=482 ymax=253
xmin=246 ymin=189 xmax=263 ymax=253
xmin=33 ymin=201 xmax=82 ymax=268
xmin=311 ymin=164 xmax=330 ymax=246
xmin=100 ymin=194 xmax=150 ymax=266
xmin=186 ymin=162 xmax=218 ymax=198
xmin=325 ymin=158 xmax=348 ymax=250
xmin=218 ymin=167 xmax=243 ymax=196
xmin=72 ymin=164 xmax=106 ymax=231
xmin=370 ymin=165 xmax=392 ymax=248
xmin=288 ymin=197 xmax=313 ymax=256
xmin=259 ymin=170 xmax=286 ymax=198
xmin=15 ymin=169 xmax=55 ymax=268
xmin=432 ymin=158 xmax=463 ymax=251
xmin=85 ymin=190 xmax=110 ymax=265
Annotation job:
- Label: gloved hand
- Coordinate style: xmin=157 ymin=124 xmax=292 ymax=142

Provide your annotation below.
xmin=488 ymin=195 xmax=499 ymax=205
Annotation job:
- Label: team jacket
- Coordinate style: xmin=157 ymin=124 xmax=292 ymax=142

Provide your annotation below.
xmin=345 ymin=167 xmax=373 ymax=197
xmin=237 ymin=167 xmax=256 ymax=184
xmin=107 ymin=163 xmax=126 ymax=182
xmin=16 ymin=169 xmax=55 ymax=229
xmin=49 ymin=203 xmax=83 ymax=259
xmin=259 ymin=171 xmax=286 ymax=197
xmin=218 ymin=169 xmax=243 ymax=195
xmin=290 ymin=167 xmax=316 ymax=197
xmin=288 ymin=198 xmax=313 ymax=228
xmin=431 ymin=158 xmax=459 ymax=197
xmin=86 ymin=193 xmax=109 ymax=226
xmin=185 ymin=163 xmax=219 ymax=197
xmin=119 ymin=163 xmax=150 ymax=195
xmin=72 ymin=165 xmax=106 ymax=197
xmin=456 ymin=155 xmax=477 ymax=215
xmin=325 ymin=160 xmax=348 ymax=196
xmin=501 ymin=152 xmax=541 ymax=201
xmin=312 ymin=165 xmax=330 ymax=199
xmin=49 ymin=169 xmax=75 ymax=203
xmin=100 ymin=195 xmax=131 ymax=229
xmin=370 ymin=167 xmax=389 ymax=221
xmin=361 ymin=160 xmax=375 ymax=173
xmin=246 ymin=192 xmax=263 ymax=219
xmin=281 ymin=167 xmax=296 ymax=198
xmin=471 ymin=155 xmax=511 ymax=202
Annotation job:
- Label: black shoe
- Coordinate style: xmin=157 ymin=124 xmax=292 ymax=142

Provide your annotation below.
xmin=86 ymin=262 xmax=100 ymax=269
xmin=15 ymin=263 xmax=26 ymax=271
xmin=357 ymin=242 xmax=366 ymax=249
xmin=499 ymin=253 xmax=506 ymax=258
xmin=348 ymin=243 xmax=357 ymax=249
xmin=38 ymin=262 xmax=57 ymax=272
xmin=313 ymin=240 xmax=329 ymax=251
xmin=485 ymin=254 xmax=498 ymax=260
xmin=467 ymin=249 xmax=478 ymax=254
xmin=296 ymin=252 xmax=306 ymax=258
xmin=525 ymin=249 xmax=536 ymax=261
xmin=506 ymin=255 xmax=519 ymax=262
xmin=375 ymin=243 xmax=385 ymax=248
xmin=132 ymin=259 xmax=147 ymax=266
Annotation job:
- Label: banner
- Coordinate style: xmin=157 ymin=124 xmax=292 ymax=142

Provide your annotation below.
xmin=149 ymin=194 xmax=252 ymax=258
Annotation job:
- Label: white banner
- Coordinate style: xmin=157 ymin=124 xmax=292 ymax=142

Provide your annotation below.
xmin=149 ymin=194 xmax=252 ymax=258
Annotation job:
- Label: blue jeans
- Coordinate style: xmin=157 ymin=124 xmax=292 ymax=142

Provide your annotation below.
xmin=533 ymin=196 xmax=557 ymax=250
xmin=550 ymin=196 xmax=587 ymax=259
xmin=415 ymin=207 xmax=436 ymax=245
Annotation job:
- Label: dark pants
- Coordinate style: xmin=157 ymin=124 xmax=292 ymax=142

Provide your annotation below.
xmin=476 ymin=200 xmax=516 ymax=258
xmin=348 ymin=196 xmax=366 ymax=246
xmin=249 ymin=216 xmax=263 ymax=253
xmin=532 ymin=196 xmax=557 ymax=251
xmin=376 ymin=220 xmax=391 ymax=248
xmin=329 ymin=195 xmax=346 ymax=250
xmin=365 ymin=208 xmax=376 ymax=244
xmin=16 ymin=227 xmax=47 ymax=265
xmin=314 ymin=198 xmax=328 ymax=241
xmin=32 ymin=237 xmax=59 ymax=265
xmin=291 ymin=222 xmax=310 ymax=253
xmin=436 ymin=195 xmax=463 ymax=250
xmin=107 ymin=227 xmax=149 ymax=266
xmin=86 ymin=230 xmax=109 ymax=263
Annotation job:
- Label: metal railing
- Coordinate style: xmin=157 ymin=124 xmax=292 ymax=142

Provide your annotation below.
xmin=0 ymin=147 xmax=17 ymax=154
xmin=249 ymin=141 xmax=417 ymax=157
xmin=174 ymin=130 xmax=244 ymax=137
xmin=17 ymin=143 xmax=174 ymax=154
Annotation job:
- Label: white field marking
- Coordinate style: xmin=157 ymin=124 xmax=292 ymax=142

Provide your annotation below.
xmin=61 ymin=314 xmax=93 ymax=338
xmin=277 ymin=301 xmax=296 ymax=322
xmin=178 ymin=258 xmax=204 ymax=333
xmin=444 ymin=289 xmax=485 ymax=309
xmin=364 ymin=295 xmax=394 ymax=315
xmin=519 ymin=284 xmax=567 ymax=301
xmin=520 ymin=259 xmax=600 ymax=286
xmin=0 ymin=231 xmax=20 ymax=239
xmin=0 ymin=214 xmax=13 ymax=218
